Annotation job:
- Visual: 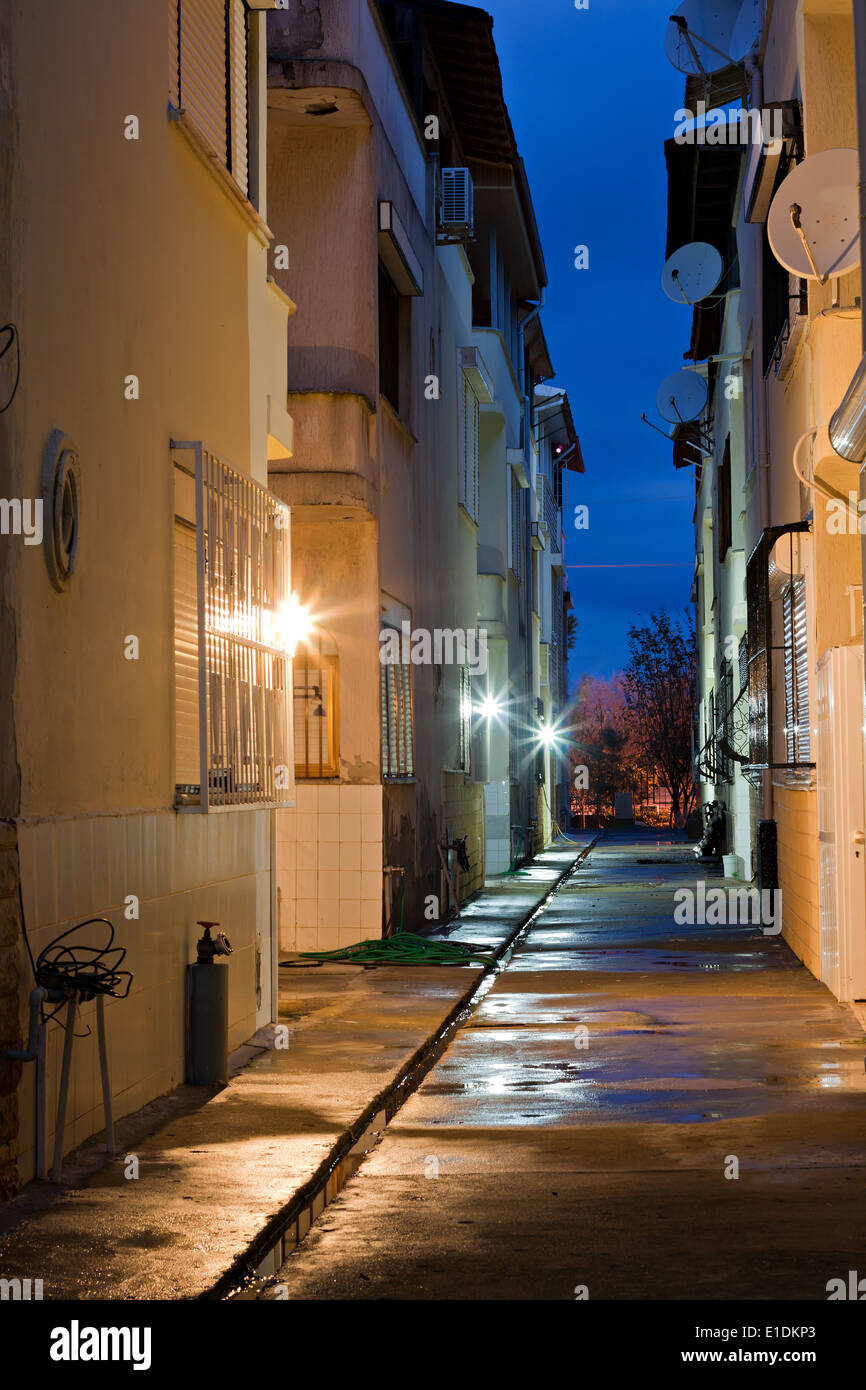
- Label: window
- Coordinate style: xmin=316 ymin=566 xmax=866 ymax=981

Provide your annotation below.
xmin=460 ymin=372 xmax=480 ymax=521
xmin=173 ymin=444 xmax=292 ymax=810
xmin=457 ymin=666 xmax=472 ymax=774
xmin=744 ymin=523 xmax=813 ymax=778
xmin=380 ymin=644 xmax=414 ymax=778
xmin=508 ymin=694 xmax=520 ymax=783
xmin=783 ymin=577 xmax=810 ymax=765
xmin=169 ymin=0 xmax=250 ymax=198
xmin=378 ymin=263 xmax=401 ymax=411
xmin=716 ymin=434 xmax=732 ymax=561
xmin=508 ymin=472 xmax=523 ymax=579
xmin=293 ymin=633 xmax=339 ymax=778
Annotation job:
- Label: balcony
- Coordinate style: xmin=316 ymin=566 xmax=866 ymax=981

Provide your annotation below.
xmin=535 ymin=473 xmax=561 ymax=549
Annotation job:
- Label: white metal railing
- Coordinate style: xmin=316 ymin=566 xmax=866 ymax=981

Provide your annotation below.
xmin=536 ymin=473 xmax=561 ymax=547
xmin=173 ymin=441 xmax=293 ymax=810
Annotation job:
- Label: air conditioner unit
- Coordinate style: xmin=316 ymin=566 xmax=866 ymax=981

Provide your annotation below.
xmin=815 ymin=645 xmax=866 ymax=1001
xmin=439 ymin=167 xmax=474 ymax=240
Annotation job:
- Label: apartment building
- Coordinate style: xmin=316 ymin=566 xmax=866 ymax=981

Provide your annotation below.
xmin=0 ymin=0 xmax=295 ymax=1189
xmin=666 ymin=0 xmax=866 ymax=1003
xmin=266 ymin=0 xmax=579 ymax=932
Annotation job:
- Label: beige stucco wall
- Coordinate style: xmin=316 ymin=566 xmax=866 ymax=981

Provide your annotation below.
xmin=762 ymin=0 xmax=863 ymax=984
xmin=2 ymin=3 xmax=291 ymax=1180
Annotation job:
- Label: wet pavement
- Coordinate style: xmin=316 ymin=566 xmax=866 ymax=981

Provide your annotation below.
xmin=267 ymin=829 xmax=866 ymax=1300
xmin=0 ymin=844 xmax=585 ymax=1299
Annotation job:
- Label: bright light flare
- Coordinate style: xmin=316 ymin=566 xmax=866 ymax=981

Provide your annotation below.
xmin=276 ymin=591 xmax=312 ymax=656
xmin=476 ymin=694 xmax=503 ymax=720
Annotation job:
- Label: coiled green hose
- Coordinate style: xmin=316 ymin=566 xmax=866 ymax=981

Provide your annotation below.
xmin=298 ymin=934 xmax=498 ymax=968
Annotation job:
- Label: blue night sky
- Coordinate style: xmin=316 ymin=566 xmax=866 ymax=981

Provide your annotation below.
xmin=486 ymin=0 xmax=696 ymax=687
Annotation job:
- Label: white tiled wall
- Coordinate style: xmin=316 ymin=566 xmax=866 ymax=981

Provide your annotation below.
xmin=485 ymin=779 xmax=511 ymax=874
xmin=15 ymin=808 xmax=270 ymax=1183
xmin=277 ymin=784 xmax=383 ymax=952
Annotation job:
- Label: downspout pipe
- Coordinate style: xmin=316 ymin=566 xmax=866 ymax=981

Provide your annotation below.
xmin=852 ymin=0 xmax=866 ymax=649
xmin=855 ymin=1 xmax=866 ymax=359
xmin=744 ymin=38 xmax=773 ymax=820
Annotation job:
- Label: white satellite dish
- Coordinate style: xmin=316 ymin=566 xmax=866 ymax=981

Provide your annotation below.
xmin=656 ymin=370 xmax=708 ymax=425
xmin=665 ymin=0 xmax=761 ymax=77
xmin=767 ymin=148 xmax=860 ymax=283
xmin=662 ymin=242 xmax=724 ymax=305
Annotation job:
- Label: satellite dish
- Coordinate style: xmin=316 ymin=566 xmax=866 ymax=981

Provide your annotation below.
xmin=662 ymin=242 xmax=724 ymax=305
xmin=656 ymin=370 xmax=708 ymax=425
xmin=767 ymin=148 xmax=860 ymax=282
xmin=665 ymin=1 xmax=761 ymax=77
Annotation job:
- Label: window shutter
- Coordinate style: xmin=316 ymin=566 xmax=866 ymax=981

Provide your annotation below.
xmin=380 ymin=652 xmax=413 ymax=778
xmin=793 ymin=579 xmax=810 ymax=761
xmin=179 ymin=0 xmax=228 ymax=166
xmin=403 ymin=664 xmax=414 ymax=775
xmin=784 ymin=577 xmax=809 ymax=763
xmin=174 ymin=521 xmax=201 ymax=787
xmin=461 ymin=374 xmax=479 ymax=519
xmin=169 ymin=0 xmax=180 ymax=108
xmin=228 ymin=0 xmax=249 ymax=196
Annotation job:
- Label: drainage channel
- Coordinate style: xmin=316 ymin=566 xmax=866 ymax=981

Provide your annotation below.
xmin=217 ymin=835 xmax=598 ymax=1301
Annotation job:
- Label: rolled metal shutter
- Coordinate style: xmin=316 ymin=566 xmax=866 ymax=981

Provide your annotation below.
xmin=792 ymin=577 xmax=810 ymax=761
xmin=169 ymin=0 xmax=180 ymax=107
xmin=179 ymin=0 xmax=228 ymax=166
xmin=228 ymin=0 xmax=249 ymax=196
xmin=783 ymin=577 xmax=809 ymax=763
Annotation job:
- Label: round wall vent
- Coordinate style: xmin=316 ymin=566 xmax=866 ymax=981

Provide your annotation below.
xmin=41 ymin=429 xmax=81 ymax=591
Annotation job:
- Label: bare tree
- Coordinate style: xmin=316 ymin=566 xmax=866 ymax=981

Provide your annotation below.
xmin=622 ymin=611 xmax=696 ymax=828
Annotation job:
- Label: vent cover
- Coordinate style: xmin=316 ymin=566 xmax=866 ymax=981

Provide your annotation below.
xmin=439 ymin=168 xmax=474 ymax=239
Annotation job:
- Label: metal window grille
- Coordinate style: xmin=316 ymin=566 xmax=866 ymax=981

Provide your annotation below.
xmin=461 ymin=373 xmax=480 ymax=521
xmin=378 ymin=264 xmax=400 ymax=411
xmin=508 ymin=696 xmax=520 ymax=782
xmin=744 ymin=522 xmax=813 ymax=779
xmin=293 ymin=636 xmax=338 ymax=778
xmin=509 ymin=472 xmax=522 ymax=579
xmin=783 ymin=576 xmax=810 ymax=764
xmin=536 ymin=472 xmax=558 ymax=542
xmin=457 ymin=666 xmax=472 ymax=773
xmin=380 ymin=649 xmax=414 ymax=778
xmin=169 ymin=0 xmax=249 ymax=196
xmin=173 ymin=443 xmax=292 ymax=810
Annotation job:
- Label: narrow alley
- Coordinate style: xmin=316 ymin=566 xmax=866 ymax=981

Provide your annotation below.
xmin=266 ymin=830 xmax=866 ymax=1301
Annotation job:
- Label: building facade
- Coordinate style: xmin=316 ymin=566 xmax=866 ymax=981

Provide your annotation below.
xmin=266 ymin=0 xmax=580 ymax=943
xmin=668 ymin=0 xmax=866 ymax=1003
xmin=0 ymin=0 xmax=295 ymax=1190
xmin=0 ymin=0 xmax=578 ymax=1195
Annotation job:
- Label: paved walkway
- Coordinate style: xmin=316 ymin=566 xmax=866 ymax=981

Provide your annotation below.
xmin=0 ymin=843 xmax=587 ymax=1299
xmin=266 ymin=829 xmax=866 ymax=1301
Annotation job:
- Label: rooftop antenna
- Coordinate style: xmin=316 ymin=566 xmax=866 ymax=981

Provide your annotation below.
xmin=665 ymin=1 xmax=761 ymax=78
xmin=656 ymin=369 xmax=709 ymax=426
xmin=768 ymin=148 xmax=861 ymax=285
xmin=662 ymin=242 xmax=725 ymax=306
xmin=641 ymin=368 xmax=713 ymax=462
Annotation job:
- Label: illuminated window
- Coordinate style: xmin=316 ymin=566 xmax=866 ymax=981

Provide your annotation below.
xmin=293 ymin=632 xmax=339 ymax=779
xmin=173 ymin=445 xmax=292 ymax=810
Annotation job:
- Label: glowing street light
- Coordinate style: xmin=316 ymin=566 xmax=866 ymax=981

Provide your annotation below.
xmin=476 ymin=694 xmax=503 ymax=720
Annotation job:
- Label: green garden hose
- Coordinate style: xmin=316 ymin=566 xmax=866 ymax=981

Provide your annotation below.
xmin=298 ymin=934 xmax=498 ymax=968
xmin=503 ymin=825 xmax=527 ymax=876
